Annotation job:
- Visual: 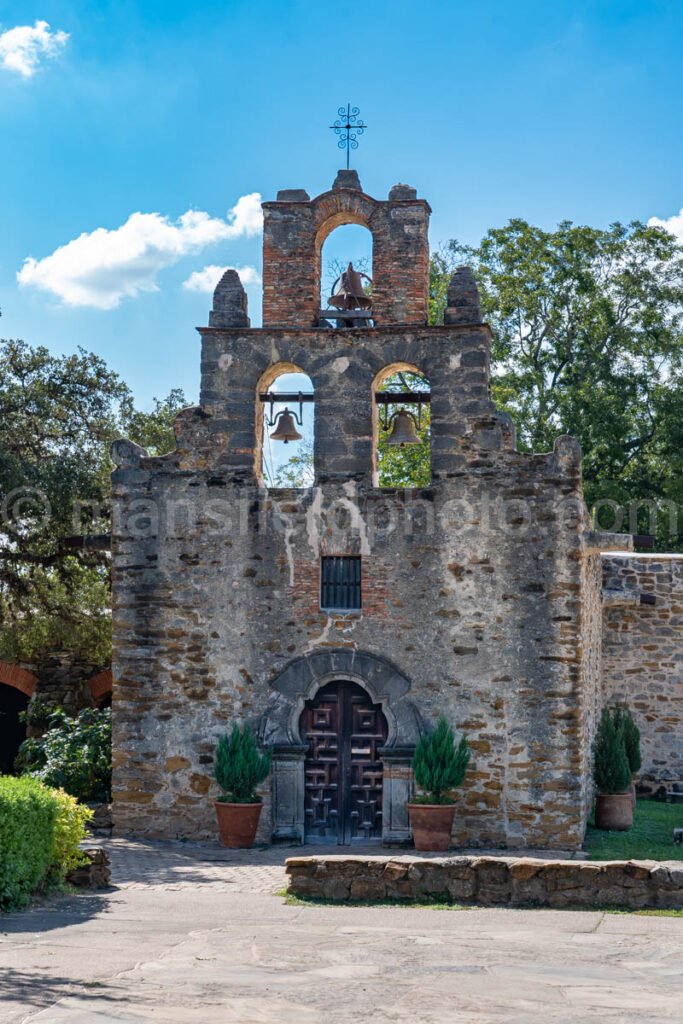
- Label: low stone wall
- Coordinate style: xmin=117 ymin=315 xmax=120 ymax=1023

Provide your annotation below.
xmin=286 ymin=855 xmax=683 ymax=910
xmin=86 ymin=802 xmax=113 ymax=837
xmin=67 ymin=847 xmax=111 ymax=889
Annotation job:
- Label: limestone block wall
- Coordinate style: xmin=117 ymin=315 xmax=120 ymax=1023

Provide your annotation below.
xmin=602 ymin=554 xmax=683 ymax=785
xmin=111 ymin=320 xmax=595 ymax=850
xmin=579 ymin=552 xmax=604 ymax=822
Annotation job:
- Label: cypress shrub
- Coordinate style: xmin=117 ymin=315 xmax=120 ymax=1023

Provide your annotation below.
xmin=411 ymin=715 xmax=470 ymax=805
xmin=617 ymin=707 xmax=642 ymax=775
xmin=593 ymin=707 xmax=631 ymax=795
xmin=214 ymin=724 xmax=271 ymax=803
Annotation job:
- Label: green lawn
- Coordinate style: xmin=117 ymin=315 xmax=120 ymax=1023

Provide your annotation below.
xmin=584 ymin=799 xmax=683 ymax=861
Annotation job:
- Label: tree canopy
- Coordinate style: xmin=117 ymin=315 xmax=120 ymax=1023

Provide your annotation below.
xmin=432 ymin=219 xmax=683 ymax=544
xmin=0 ymin=337 xmax=186 ymax=663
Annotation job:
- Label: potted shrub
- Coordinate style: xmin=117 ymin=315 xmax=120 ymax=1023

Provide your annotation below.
xmin=616 ymin=706 xmax=642 ymax=807
xmin=593 ymin=706 xmax=633 ymax=830
xmin=213 ymin=724 xmax=271 ymax=848
xmin=408 ymin=715 xmax=470 ymax=851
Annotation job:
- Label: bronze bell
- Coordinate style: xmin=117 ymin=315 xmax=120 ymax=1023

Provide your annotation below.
xmin=269 ymin=408 xmax=303 ymax=444
xmin=386 ymin=409 xmax=421 ymax=447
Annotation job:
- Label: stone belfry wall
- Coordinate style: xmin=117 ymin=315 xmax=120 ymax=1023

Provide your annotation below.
xmin=110 ymin=172 xmax=611 ymax=850
xmin=262 ymin=170 xmax=431 ymax=327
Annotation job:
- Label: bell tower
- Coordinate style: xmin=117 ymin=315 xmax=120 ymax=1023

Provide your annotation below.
xmin=261 ymin=171 xmax=431 ymax=327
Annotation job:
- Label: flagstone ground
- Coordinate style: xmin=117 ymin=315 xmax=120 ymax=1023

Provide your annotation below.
xmin=1 ymin=839 xmax=682 ymax=1023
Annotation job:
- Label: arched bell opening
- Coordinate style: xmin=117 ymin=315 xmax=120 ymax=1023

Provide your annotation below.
xmin=372 ymin=363 xmax=431 ymax=488
xmin=317 ymin=223 xmax=373 ymax=327
xmin=0 ymin=683 xmax=29 ymax=774
xmin=256 ymin=363 xmax=315 ymax=488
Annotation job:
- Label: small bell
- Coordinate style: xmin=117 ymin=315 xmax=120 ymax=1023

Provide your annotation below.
xmin=269 ymin=408 xmax=303 ymax=444
xmin=386 ymin=409 xmax=421 ymax=447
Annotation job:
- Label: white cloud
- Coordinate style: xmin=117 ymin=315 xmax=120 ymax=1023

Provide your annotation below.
xmin=17 ymin=194 xmax=263 ymax=309
xmin=182 ymin=264 xmax=261 ymax=293
xmin=648 ymin=209 xmax=683 ymax=245
xmin=0 ymin=20 xmax=69 ymax=78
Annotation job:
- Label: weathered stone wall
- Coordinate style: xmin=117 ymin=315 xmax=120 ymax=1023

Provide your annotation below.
xmin=31 ymin=651 xmax=107 ymax=713
xmin=286 ymin=854 xmax=683 ymax=909
xmin=579 ymin=553 xmax=604 ymax=822
xmin=111 ymin=311 xmax=597 ymax=849
xmin=262 ymin=174 xmax=431 ymax=327
xmin=602 ymin=554 xmax=683 ymax=786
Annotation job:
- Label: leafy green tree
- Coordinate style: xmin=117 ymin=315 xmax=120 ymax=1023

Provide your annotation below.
xmin=412 ymin=715 xmax=470 ymax=804
xmin=16 ymin=707 xmax=112 ymax=803
xmin=0 ymin=337 xmax=186 ymax=663
xmin=271 ymin=439 xmax=314 ymax=488
xmin=432 ymin=220 xmax=683 ymax=546
xmin=214 ymin=723 xmax=271 ymax=803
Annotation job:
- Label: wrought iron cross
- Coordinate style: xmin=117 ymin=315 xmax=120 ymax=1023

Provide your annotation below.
xmin=330 ymin=104 xmax=367 ymax=170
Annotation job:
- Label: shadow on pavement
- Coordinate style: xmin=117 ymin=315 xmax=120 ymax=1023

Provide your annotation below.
xmin=0 ymin=890 xmax=116 ymax=934
xmin=0 ymin=965 xmax=126 ymax=1014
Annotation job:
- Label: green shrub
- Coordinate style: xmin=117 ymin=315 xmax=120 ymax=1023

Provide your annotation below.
xmin=214 ymin=724 xmax=271 ymax=803
xmin=593 ymin=706 xmax=631 ymax=794
xmin=0 ymin=776 xmax=91 ymax=910
xmin=412 ymin=715 xmax=470 ymax=805
xmin=49 ymin=789 xmax=93 ymax=880
xmin=16 ymin=707 xmax=111 ymax=803
xmin=615 ymin=706 xmax=642 ymax=775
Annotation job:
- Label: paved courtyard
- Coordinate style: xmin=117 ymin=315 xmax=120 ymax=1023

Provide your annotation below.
xmin=1 ymin=838 xmax=682 ymax=1023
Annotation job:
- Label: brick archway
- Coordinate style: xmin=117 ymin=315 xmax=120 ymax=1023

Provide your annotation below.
xmin=0 ymin=661 xmax=37 ymax=698
xmin=88 ymin=668 xmax=112 ymax=702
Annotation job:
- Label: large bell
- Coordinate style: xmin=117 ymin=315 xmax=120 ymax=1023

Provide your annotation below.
xmin=385 ymin=409 xmax=421 ymax=447
xmin=269 ymin=408 xmax=303 ymax=444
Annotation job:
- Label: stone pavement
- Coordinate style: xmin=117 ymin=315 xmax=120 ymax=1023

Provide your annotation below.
xmin=0 ymin=838 xmax=681 ymax=1023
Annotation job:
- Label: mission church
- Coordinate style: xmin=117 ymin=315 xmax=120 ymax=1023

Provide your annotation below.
xmin=107 ymin=167 xmax=683 ymax=850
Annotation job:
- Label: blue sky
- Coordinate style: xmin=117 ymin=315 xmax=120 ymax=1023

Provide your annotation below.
xmin=1 ymin=0 xmax=682 ymax=407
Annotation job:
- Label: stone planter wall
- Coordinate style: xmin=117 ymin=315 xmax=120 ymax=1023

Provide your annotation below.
xmin=286 ymin=855 xmax=683 ymax=910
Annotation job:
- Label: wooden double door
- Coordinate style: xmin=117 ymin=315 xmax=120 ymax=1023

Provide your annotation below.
xmin=300 ymin=680 xmax=388 ymax=844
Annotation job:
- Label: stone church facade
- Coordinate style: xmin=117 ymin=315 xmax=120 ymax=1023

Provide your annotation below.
xmin=109 ymin=172 xmax=672 ymax=850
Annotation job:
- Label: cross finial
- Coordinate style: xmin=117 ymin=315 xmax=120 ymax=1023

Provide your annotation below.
xmin=330 ymin=104 xmax=367 ymax=170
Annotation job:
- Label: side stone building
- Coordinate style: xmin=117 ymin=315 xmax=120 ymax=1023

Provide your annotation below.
xmin=109 ymin=172 xmax=670 ymax=850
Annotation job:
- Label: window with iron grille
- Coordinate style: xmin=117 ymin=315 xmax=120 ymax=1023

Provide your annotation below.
xmin=320 ymin=556 xmax=362 ymax=611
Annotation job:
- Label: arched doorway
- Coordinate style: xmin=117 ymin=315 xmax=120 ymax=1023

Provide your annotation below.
xmin=300 ymin=680 xmax=388 ymax=845
xmin=0 ymin=683 xmax=29 ymax=774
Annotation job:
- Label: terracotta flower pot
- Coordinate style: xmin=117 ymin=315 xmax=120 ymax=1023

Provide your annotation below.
xmin=594 ymin=791 xmax=633 ymax=831
xmin=408 ymin=803 xmax=455 ymax=851
xmin=214 ymin=801 xmax=262 ymax=848
xmin=630 ymin=778 xmax=637 ymax=808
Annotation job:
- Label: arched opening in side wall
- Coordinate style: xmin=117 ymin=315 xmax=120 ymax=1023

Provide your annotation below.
xmin=0 ymin=683 xmax=29 ymax=774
